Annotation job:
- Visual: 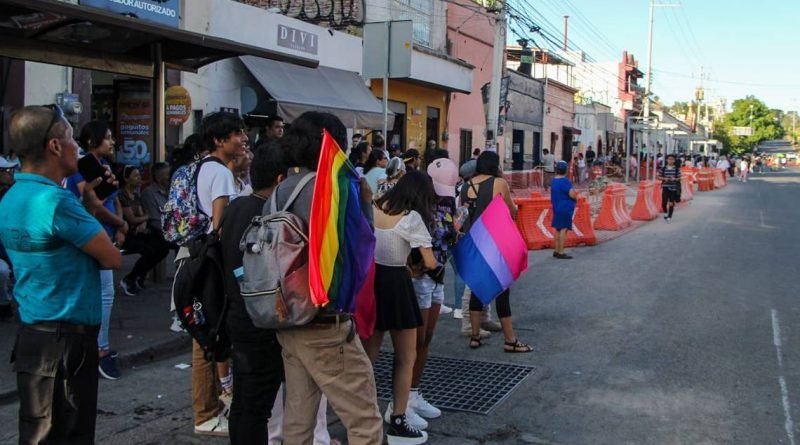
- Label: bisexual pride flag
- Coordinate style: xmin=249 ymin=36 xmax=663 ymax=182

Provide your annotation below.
xmin=452 ymin=195 xmax=528 ymax=304
xmin=308 ymin=130 xmax=376 ymax=313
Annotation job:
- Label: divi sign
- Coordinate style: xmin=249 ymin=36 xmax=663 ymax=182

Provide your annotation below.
xmin=277 ymin=25 xmax=318 ymax=55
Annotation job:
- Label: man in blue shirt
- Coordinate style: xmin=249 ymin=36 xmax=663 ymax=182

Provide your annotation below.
xmin=0 ymin=105 xmax=121 ymax=444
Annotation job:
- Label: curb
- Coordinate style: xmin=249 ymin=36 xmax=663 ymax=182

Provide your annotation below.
xmin=0 ymin=334 xmax=193 ymax=405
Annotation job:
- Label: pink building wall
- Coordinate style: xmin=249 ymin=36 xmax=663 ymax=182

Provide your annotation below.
xmin=542 ymin=79 xmax=577 ymax=161
xmin=446 ymin=0 xmax=502 ymax=165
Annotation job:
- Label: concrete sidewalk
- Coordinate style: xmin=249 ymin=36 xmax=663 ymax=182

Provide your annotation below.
xmin=0 ymin=254 xmax=190 ymax=403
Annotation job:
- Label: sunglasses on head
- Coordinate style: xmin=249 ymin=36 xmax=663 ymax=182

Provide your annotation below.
xmin=42 ymin=104 xmax=65 ymax=148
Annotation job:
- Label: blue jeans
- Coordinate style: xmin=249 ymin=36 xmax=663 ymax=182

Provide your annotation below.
xmin=0 ymin=259 xmax=10 ymax=303
xmin=449 ymin=256 xmax=465 ymax=307
xmin=97 ymin=269 xmax=115 ymax=351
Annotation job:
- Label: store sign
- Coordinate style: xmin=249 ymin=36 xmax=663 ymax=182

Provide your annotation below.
xmin=116 ymin=82 xmax=153 ymax=166
xmin=277 ymin=25 xmax=318 ymax=55
xmin=165 ymin=85 xmax=191 ymax=126
xmin=79 ymin=0 xmax=180 ymax=27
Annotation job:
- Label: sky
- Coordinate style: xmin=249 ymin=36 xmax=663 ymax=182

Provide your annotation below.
xmin=510 ymin=0 xmax=800 ymax=112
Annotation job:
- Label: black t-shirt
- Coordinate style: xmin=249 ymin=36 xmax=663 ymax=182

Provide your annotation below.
xmin=220 ymin=194 xmax=277 ymax=343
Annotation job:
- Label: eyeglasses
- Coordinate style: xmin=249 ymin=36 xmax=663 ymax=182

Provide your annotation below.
xmin=42 ymin=104 xmax=65 ymax=149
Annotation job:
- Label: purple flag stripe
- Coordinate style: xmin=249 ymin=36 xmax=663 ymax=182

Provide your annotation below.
xmin=452 ymin=232 xmax=504 ymax=304
xmin=470 ymin=218 xmax=514 ymax=289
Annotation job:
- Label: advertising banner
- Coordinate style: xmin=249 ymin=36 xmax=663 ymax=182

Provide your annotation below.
xmin=79 ymin=0 xmax=180 ymax=27
xmin=116 ymin=81 xmax=153 ymax=166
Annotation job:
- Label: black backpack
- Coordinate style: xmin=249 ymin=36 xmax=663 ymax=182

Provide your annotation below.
xmin=172 ymin=232 xmax=230 ymax=362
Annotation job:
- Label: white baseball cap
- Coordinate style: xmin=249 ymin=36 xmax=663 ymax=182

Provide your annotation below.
xmin=427 ymin=157 xmax=458 ymax=197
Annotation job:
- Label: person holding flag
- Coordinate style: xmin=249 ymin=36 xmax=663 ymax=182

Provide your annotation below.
xmin=457 ymin=151 xmax=532 ymax=353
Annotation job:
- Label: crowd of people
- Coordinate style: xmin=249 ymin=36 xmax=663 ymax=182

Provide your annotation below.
xmin=0 ymin=106 xmax=537 ymax=445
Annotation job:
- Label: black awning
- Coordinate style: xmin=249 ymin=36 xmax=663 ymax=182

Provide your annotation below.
xmin=0 ymin=0 xmax=318 ymax=77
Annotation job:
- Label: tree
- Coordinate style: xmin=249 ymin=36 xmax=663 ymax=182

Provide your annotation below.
xmin=780 ymin=111 xmax=799 ymax=144
xmin=719 ymin=96 xmax=784 ymax=154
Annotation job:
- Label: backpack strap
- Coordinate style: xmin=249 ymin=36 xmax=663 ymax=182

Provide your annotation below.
xmin=280 ymin=172 xmax=316 ymax=212
xmin=264 ymin=172 xmax=317 ymax=215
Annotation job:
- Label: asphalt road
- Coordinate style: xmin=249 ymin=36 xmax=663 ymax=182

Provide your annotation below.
xmin=1 ymin=169 xmax=799 ymax=445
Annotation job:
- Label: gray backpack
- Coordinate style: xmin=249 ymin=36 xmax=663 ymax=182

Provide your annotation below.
xmin=237 ymin=173 xmax=319 ymax=329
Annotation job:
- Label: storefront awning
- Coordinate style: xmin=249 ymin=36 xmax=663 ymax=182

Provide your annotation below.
xmin=240 ymin=56 xmax=390 ymax=129
xmin=0 ymin=0 xmax=317 ymax=77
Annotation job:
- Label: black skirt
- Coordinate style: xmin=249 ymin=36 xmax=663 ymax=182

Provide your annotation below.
xmin=373 ymin=264 xmax=423 ymax=331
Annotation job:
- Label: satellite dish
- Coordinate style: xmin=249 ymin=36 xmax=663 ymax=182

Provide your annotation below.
xmin=240 ymin=87 xmax=258 ymax=114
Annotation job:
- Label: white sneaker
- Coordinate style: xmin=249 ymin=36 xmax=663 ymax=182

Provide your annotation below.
xmin=439 ymin=304 xmax=453 ymax=315
xmin=219 ymin=391 xmax=233 ymax=418
xmin=194 ymin=413 xmax=229 ymax=437
xmin=409 ymin=391 xmax=441 ymax=419
xmin=169 ymin=314 xmax=183 ymax=333
xmin=384 ymin=401 xmax=428 ymax=430
xmin=461 ymin=327 xmax=491 ymax=338
xmin=453 ymin=309 xmax=463 ymax=319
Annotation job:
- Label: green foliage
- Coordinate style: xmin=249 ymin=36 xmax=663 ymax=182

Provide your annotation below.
xmin=717 ymin=96 xmax=785 ymax=155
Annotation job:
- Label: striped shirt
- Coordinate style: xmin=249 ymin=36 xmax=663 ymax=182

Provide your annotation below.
xmin=660 ymin=166 xmax=680 ymax=191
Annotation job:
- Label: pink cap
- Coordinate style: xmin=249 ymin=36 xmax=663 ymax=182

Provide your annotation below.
xmin=427 ymin=158 xmax=459 ymax=197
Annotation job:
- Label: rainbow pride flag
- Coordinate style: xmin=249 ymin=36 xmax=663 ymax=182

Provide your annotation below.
xmin=452 ymin=195 xmax=528 ymax=304
xmin=308 ymin=131 xmax=376 ymax=312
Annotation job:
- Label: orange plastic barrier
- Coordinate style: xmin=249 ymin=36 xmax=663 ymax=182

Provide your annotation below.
xmin=680 ymin=173 xmax=694 ymax=201
xmin=719 ymin=169 xmax=727 ymax=187
xmin=565 ymin=196 xmax=597 ymax=246
xmin=712 ymin=169 xmax=724 ymax=188
xmin=652 ymin=180 xmax=662 ymax=213
xmin=593 ymin=183 xmax=631 ymax=230
xmin=697 ymin=169 xmax=714 ymax=192
xmin=514 ymin=197 xmax=554 ymax=250
xmin=631 ymin=181 xmax=657 ymax=220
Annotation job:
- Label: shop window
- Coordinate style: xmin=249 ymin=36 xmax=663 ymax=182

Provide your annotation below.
xmin=392 ymin=0 xmax=433 ymax=47
xmin=426 ymin=107 xmax=440 ymax=148
xmin=459 ymin=129 xmax=472 ymax=165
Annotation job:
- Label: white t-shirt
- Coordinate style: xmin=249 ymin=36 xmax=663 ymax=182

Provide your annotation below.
xmin=196 ymin=157 xmax=237 ymax=230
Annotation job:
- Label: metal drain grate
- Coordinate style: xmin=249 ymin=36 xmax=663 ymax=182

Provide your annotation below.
xmin=373 ymin=351 xmax=534 ymax=415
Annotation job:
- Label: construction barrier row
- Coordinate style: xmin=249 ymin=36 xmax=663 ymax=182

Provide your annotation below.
xmin=593 ymin=183 xmax=632 ymax=231
xmin=514 ymin=194 xmax=597 ymax=250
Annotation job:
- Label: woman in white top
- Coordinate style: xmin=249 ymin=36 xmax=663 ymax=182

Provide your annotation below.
xmin=364 ymin=170 xmax=439 ymax=444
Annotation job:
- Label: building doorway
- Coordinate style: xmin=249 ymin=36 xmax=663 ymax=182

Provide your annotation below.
xmin=512 ymin=129 xmax=524 ymax=170
xmin=387 ymin=100 xmax=406 ymax=151
xmin=533 ymin=131 xmax=542 ymax=165
xmin=459 ymin=129 xmax=473 ymax=165
xmin=426 ymin=106 xmax=440 ymax=148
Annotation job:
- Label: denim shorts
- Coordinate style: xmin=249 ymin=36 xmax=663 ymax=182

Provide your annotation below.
xmin=412 ymin=275 xmax=445 ymax=310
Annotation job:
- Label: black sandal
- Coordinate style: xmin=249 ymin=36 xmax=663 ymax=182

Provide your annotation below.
xmin=469 ymin=335 xmax=484 ymax=349
xmin=503 ymin=338 xmax=533 ymax=353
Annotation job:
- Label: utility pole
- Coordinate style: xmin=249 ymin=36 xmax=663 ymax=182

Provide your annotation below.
xmin=563 ymin=16 xmax=569 ymax=51
xmin=642 ymin=1 xmax=678 ymax=179
xmin=643 ymin=0 xmax=656 ymax=119
xmin=486 ymin=1 xmax=506 ymax=152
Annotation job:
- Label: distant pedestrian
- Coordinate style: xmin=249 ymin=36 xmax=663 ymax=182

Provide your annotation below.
xmin=658 ymin=154 xmax=681 ymax=223
xmin=364 ymin=148 xmax=388 ymax=195
xmin=577 ymin=153 xmax=586 ymax=183
xmin=550 ymin=160 xmax=577 ymax=259
xmin=739 ymin=158 xmax=749 ymax=182
xmin=542 ymin=148 xmax=555 ymax=190
xmin=1 ymin=105 xmax=121 ymax=444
